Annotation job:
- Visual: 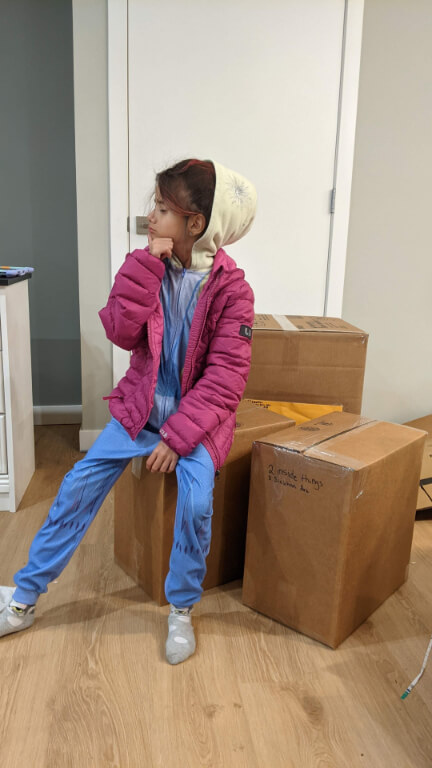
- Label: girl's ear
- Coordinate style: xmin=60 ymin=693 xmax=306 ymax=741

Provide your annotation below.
xmin=188 ymin=213 xmax=206 ymax=237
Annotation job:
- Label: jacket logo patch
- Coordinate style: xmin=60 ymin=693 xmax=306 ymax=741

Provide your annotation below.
xmin=239 ymin=325 xmax=253 ymax=339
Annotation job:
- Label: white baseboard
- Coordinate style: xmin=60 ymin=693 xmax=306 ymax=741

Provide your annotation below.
xmin=79 ymin=428 xmax=102 ymax=452
xmin=33 ymin=405 xmax=82 ymax=425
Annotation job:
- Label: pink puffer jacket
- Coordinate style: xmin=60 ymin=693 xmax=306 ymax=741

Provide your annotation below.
xmin=99 ymin=247 xmax=254 ymax=470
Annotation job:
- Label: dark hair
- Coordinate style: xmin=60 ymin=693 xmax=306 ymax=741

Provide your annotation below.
xmin=156 ymin=159 xmax=216 ymax=233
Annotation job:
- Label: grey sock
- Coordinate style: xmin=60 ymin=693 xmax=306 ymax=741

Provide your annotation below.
xmin=166 ymin=605 xmax=196 ymax=665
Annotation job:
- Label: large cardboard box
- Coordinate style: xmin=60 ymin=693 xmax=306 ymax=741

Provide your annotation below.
xmin=114 ymin=401 xmax=295 ymax=605
xmin=244 ymin=315 xmax=368 ymax=414
xmin=404 ymin=414 xmax=432 ymax=512
xmin=242 ymin=411 xmax=426 ymax=648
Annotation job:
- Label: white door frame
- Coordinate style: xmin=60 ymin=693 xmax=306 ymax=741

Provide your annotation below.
xmin=107 ymin=0 xmax=364 ymax=386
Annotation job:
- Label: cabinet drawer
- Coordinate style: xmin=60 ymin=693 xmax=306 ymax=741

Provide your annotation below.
xmin=0 ymin=353 xmax=4 ymax=413
xmin=0 ymin=415 xmax=7 ymax=474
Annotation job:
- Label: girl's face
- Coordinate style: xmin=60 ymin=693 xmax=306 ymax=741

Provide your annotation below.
xmin=147 ymin=188 xmax=188 ymax=251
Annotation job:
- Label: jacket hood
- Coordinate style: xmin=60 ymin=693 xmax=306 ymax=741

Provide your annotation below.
xmin=188 ymin=161 xmax=257 ymax=270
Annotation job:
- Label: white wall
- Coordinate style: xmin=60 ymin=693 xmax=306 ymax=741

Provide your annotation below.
xmin=342 ymin=0 xmax=432 ymax=423
xmin=72 ymin=0 xmax=112 ymax=442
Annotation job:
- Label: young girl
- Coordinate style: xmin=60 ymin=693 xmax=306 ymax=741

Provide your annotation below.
xmin=0 ymin=158 xmax=256 ymax=664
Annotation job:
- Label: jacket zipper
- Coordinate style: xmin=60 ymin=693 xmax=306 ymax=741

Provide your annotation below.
xmin=145 ymin=308 xmax=164 ymax=421
xmin=168 ymin=268 xmax=186 ymax=360
xmin=205 ymin=432 xmax=221 ymax=469
xmin=159 ymin=268 xmax=186 ymax=424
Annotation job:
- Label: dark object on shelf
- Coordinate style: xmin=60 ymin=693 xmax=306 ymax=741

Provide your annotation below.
xmin=0 ymin=274 xmax=33 ymax=286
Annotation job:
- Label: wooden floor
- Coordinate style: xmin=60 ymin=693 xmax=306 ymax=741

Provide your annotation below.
xmin=0 ymin=425 xmax=431 ymax=768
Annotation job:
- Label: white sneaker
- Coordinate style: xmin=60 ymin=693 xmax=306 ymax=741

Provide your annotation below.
xmin=0 ymin=586 xmax=35 ymax=638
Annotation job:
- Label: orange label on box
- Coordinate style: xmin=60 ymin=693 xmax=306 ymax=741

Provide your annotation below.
xmin=244 ymin=399 xmax=343 ymax=425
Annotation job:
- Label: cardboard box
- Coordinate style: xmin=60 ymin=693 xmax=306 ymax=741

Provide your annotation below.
xmin=242 ymin=411 xmax=426 ymax=648
xmin=404 ymin=414 xmax=432 ymax=512
xmin=244 ymin=315 xmax=368 ymax=414
xmin=114 ymin=401 xmax=295 ymax=605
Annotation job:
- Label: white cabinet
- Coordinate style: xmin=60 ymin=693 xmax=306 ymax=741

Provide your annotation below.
xmin=0 ymin=279 xmax=35 ymax=512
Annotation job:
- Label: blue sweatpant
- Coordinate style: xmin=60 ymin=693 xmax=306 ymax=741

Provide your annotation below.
xmin=13 ymin=418 xmax=215 ymax=608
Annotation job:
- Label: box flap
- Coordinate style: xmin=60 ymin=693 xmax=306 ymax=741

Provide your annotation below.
xmin=257 ymin=412 xmax=427 ymax=471
xmin=257 ymin=411 xmax=373 ymax=453
xmin=404 ymin=414 xmax=432 ymax=433
xmin=307 ymin=420 xmax=427 ymax=470
xmin=235 ymin=399 xmax=294 ymax=432
xmin=227 ymin=400 xmax=295 ymax=465
xmin=404 ymin=414 xmax=432 ymax=510
xmin=252 ymin=314 xmax=367 ymax=335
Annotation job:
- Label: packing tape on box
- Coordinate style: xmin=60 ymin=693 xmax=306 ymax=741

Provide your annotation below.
xmin=305 ymin=421 xmax=380 ymax=470
xmin=273 ymin=315 xmax=299 ymax=331
xmin=305 ymin=446 xmax=368 ymax=471
xmin=259 ymin=416 xmax=374 ymax=455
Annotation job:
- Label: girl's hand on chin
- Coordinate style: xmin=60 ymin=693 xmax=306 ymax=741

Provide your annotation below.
xmin=148 ymin=232 xmax=174 ymax=260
